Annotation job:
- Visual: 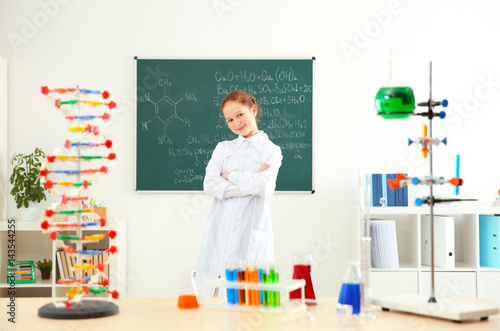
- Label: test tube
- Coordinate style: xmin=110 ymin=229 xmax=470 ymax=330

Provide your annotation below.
xmin=245 ymin=261 xmax=252 ymax=306
xmin=258 ymin=261 xmax=264 ymax=305
xmin=237 ymin=260 xmax=246 ymax=305
xmin=261 ymin=262 xmax=269 ymax=307
xmin=252 ymin=262 xmax=260 ymax=307
xmin=273 ymin=263 xmax=280 ymax=307
xmin=232 ymin=262 xmax=239 ymax=304
xmin=268 ymin=264 xmax=276 ymax=307
xmin=225 ymin=260 xmax=235 ymax=304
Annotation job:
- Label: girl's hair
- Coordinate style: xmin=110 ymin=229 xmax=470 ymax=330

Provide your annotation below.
xmin=221 ymin=90 xmax=263 ymax=121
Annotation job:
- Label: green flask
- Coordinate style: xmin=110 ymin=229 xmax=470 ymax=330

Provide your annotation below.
xmin=375 ymin=49 xmax=415 ymax=119
xmin=375 ymin=86 xmax=415 ymax=119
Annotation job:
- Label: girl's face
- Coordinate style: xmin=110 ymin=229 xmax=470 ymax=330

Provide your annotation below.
xmin=222 ymin=101 xmax=259 ymax=138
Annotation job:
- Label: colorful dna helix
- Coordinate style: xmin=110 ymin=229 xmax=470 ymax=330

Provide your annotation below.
xmin=39 ymin=86 xmax=119 ymax=308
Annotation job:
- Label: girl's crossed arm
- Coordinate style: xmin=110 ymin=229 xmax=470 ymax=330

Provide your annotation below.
xmin=204 ymin=144 xmax=282 ymax=199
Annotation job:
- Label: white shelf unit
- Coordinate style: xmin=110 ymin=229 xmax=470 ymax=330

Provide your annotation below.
xmin=0 ymin=218 xmax=126 ymax=298
xmin=354 ymin=206 xmax=500 ymax=305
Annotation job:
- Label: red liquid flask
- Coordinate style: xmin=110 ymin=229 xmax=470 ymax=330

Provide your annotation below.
xmin=289 ymin=253 xmax=317 ymax=305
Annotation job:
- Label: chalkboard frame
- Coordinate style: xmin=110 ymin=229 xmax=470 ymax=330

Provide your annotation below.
xmin=134 ymin=57 xmax=315 ymax=193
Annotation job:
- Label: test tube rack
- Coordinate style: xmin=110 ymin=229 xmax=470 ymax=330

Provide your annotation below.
xmin=205 ymin=278 xmax=307 ymax=319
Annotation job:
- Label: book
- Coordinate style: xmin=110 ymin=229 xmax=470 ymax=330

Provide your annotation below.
xmin=64 ymin=251 xmax=74 ymax=278
xmin=92 ymin=252 xmax=98 ymax=278
xmin=60 ymin=251 xmax=69 ymax=279
xmin=371 ymin=174 xmax=382 ymax=206
xmin=104 ymin=250 xmax=109 ymax=279
xmin=386 ymin=174 xmax=396 ymax=206
xmin=70 ymin=254 xmax=77 ymax=278
xmin=371 ymin=173 xmax=408 ymax=207
xmin=371 ymin=220 xmax=400 ymax=268
xmin=56 ymin=250 xmax=65 ymax=280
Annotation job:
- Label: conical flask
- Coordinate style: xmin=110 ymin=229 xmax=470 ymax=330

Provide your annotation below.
xmin=338 ymin=261 xmax=361 ymax=314
xmin=375 ymin=48 xmax=415 ymax=119
xmin=289 ymin=253 xmax=317 ymax=305
xmin=177 ymin=269 xmax=200 ymax=309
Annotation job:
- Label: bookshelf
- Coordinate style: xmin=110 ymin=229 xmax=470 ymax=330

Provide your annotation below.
xmin=0 ymin=219 xmax=126 ymax=298
xmin=354 ymin=206 xmax=500 ymax=305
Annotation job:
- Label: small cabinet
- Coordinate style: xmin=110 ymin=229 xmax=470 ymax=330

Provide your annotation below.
xmin=371 ymin=271 xmax=418 ymax=297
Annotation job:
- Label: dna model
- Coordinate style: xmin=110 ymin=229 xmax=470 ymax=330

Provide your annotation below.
xmin=38 ymin=86 xmax=119 ymax=312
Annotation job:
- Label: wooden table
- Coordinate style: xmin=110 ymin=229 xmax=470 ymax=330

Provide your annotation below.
xmin=1 ymin=297 xmax=500 ymax=331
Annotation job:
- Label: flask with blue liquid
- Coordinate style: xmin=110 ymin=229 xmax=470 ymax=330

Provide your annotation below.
xmin=337 ymin=261 xmax=361 ymax=315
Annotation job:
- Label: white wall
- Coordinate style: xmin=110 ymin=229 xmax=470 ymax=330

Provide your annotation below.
xmin=0 ymin=57 xmax=7 ymax=220
xmin=1 ymin=0 xmax=500 ymax=297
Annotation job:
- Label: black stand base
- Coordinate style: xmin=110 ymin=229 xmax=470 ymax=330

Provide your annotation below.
xmin=38 ymin=300 xmax=119 ymax=319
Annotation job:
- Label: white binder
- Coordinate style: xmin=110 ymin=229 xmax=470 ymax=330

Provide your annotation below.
xmin=421 ymin=215 xmax=455 ymax=268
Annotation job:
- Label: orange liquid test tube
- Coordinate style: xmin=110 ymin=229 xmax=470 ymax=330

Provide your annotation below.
xmin=237 ymin=267 xmax=246 ymax=305
xmin=245 ymin=266 xmax=253 ymax=306
xmin=253 ymin=266 xmax=260 ymax=306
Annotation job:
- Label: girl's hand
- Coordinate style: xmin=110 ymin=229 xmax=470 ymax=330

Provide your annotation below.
xmin=258 ymin=164 xmax=270 ymax=173
xmin=221 ymin=164 xmax=268 ymax=180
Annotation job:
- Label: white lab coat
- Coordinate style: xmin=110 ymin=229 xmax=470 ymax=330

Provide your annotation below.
xmin=195 ymin=131 xmax=282 ymax=297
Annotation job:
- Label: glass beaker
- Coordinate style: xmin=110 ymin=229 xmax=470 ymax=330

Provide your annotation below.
xmin=177 ymin=269 xmax=200 ymax=309
xmin=337 ymin=261 xmax=361 ymax=315
xmin=375 ymin=48 xmax=415 ymax=119
xmin=289 ymin=253 xmax=317 ymax=305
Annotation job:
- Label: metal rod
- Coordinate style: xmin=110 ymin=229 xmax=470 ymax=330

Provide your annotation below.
xmin=428 ymin=62 xmax=437 ymax=303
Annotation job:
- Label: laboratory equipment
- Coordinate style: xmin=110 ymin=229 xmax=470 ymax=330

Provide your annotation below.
xmin=271 ymin=263 xmax=280 ymax=307
xmin=289 ymin=253 xmax=317 ymax=304
xmin=371 ymin=61 xmax=498 ymax=322
xmin=205 ymin=271 xmax=306 ymax=319
xmin=375 ymin=49 xmax=415 ymax=119
xmin=37 ymin=86 xmax=119 ymax=319
xmin=236 ymin=260 xmax=246 ymax=305
xmin=177 ymin=269 xmax=200 ymax=309
xmin=338 ymin=261 xmax=361 ymax=315
xmin=250 ymin=262 xmax=260 ymax=307
xmin=222 ymin=260 xmax=282 ymax=307
xmin=225 ymin=260 xmax=238 ymax=304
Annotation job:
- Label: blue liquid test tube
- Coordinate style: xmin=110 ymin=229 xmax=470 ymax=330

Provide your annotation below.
xmin=258 ymin=262 xmax=264 ymax=305
xmin=225 ymin=260 xmax=235 ymax=304
xmin=232 ymin=262 xmax=239 ymax=304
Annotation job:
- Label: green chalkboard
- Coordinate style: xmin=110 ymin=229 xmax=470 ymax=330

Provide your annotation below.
xmin=136 ymin=59 xmax=313 ymax=191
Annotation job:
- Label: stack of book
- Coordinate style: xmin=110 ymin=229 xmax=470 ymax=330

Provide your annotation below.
xmin=371 ymin=173 xmax=408 ymax=207
xmin=371 ymin=220 xmax=400 ymax=268
xmin=56 ymin=250 xmax=110 ymax=282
